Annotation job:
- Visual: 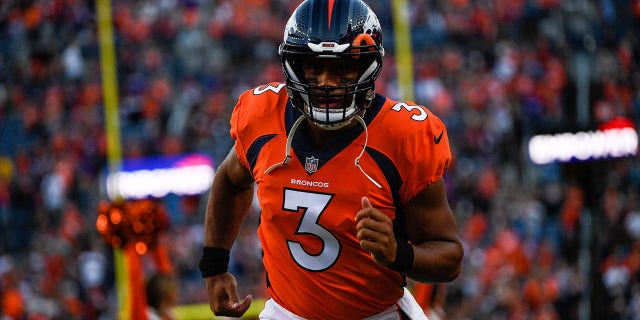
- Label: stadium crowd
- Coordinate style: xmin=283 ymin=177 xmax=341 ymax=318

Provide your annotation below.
xmin=0 ymin=0 xmax=639 ymax=319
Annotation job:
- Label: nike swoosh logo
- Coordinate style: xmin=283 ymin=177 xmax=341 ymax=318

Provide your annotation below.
xmin=434 ymin=130 xmax=444 ymax=144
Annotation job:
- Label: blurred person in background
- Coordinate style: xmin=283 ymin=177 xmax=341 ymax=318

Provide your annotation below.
xmin=199 ymin=0 xmax=463 ymax=319
xmin=146 ymin=273 xmax=179 ymax=320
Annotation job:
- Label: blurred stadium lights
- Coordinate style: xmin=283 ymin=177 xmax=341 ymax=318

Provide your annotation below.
xmin=528 ymin=117 xmax=638 ymax=165
xmin=105 ymin=153 xmax=215 ymax=200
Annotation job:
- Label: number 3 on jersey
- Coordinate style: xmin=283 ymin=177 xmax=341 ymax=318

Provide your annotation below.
xmin=391 ymin=102 xmax=428 ymax=121
xmin=283 ymin=189 xmax=341 ymax=271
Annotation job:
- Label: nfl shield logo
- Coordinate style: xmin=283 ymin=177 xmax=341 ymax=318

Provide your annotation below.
xmin=304 ymin=156 xmax=319 ymax=174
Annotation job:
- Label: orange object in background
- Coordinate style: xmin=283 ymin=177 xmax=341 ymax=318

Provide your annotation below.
xmin=413 ymin=283 xmax=447 ymax=319
xmin=1 ymin=287 xmax=24 ymax=319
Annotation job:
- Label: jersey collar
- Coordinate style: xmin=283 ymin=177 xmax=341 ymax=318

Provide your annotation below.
xmin=284 ymin=94 xmax=385 ymax=174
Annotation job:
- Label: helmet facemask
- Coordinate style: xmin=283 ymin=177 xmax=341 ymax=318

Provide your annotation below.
xmin=282 ymin=49 xmax=381 ymax=130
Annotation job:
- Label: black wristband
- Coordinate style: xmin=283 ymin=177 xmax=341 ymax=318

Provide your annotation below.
xmin=199 ymin=247 xmax=230 ymax=278
xmin=387 ymin=241 xmax=414 ymax=273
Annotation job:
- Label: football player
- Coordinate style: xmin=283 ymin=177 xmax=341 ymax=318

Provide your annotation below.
xmin=200 ymin=0 xmax=464 ymax=319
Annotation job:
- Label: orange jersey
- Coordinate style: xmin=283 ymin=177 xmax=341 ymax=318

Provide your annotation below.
xmin=230 ymin=82 xmax=452 ymax=319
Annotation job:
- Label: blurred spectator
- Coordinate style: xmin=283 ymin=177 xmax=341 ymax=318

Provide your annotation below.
xmin=146 ymin=273 xmax=178 ymax=320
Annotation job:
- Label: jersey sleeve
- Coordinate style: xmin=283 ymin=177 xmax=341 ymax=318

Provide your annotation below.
xmin=398 ymin=109 xmax=452 ymax=204
xmin=229 ymin=89 xmax=253 ymax=171
xmin=229 ymin=82 xmax=288 ymax=172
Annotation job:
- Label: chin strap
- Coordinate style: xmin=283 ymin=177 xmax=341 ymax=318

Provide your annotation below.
xmin=264 ymin=115 xmax=306 ymax=175
xmin=264 ymin=114 xmax=383 ymax=189
xmin=353 ymin=115 xmax=382 ymax=188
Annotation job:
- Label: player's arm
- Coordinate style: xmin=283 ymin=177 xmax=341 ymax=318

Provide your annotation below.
xmin=204 ymin=147 xmax=254 ymax=249
xmin=403 ymin=178 xmax=463 ymax=283
xmin=202 ymin=147 xmax=254 ymax=317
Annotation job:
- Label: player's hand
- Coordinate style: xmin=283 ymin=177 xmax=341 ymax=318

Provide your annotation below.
xmin=205 ymin=272 xmax=252 ymax=317
xmin=355 ymin=196 xmax=397 ymax=266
